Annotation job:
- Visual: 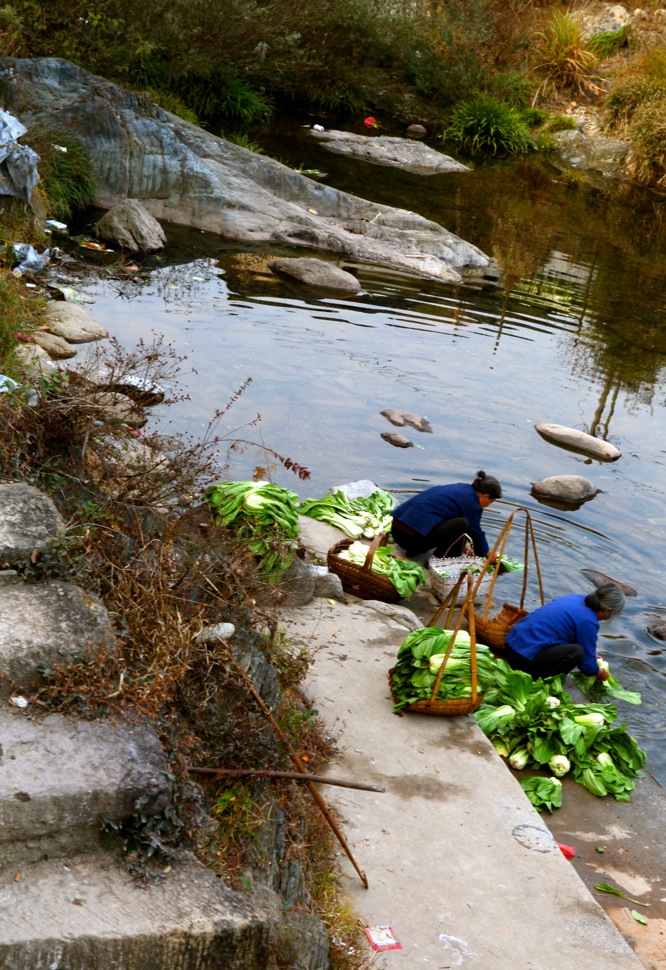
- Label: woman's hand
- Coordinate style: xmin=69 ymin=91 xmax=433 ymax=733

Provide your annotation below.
xmin=486 ymin=551 xmax=498 ymax=565
xmin=597 ymin=667 xmax=610 ymax=682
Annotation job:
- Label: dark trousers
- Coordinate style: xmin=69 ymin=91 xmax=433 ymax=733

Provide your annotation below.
xmin=391 ymin=516 xmax=471 ymax=558
xmin=505 ymin=643 xmax=584 ymax=679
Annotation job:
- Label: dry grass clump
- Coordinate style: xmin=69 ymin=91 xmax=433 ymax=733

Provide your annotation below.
xmin=531 ymin=10 xmax=602 ymax=101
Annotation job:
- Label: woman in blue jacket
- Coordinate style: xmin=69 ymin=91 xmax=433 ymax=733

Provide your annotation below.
xmin=504 ymin=583 xmax=625 ymax=679
xmin=390 ymin=470 xmax=502 ymax=560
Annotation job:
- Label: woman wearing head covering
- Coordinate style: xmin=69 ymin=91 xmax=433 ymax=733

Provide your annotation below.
xmin=504 ymin=583 xmax=625 ymax=680
xmin=390 ymin=470 xmax=502 ymax=561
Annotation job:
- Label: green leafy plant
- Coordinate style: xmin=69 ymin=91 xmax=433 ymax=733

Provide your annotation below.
xmin=444 ymin=96 xmax=532 ymax=155
xmin=225 ymin=132 xmax=264 ymax=153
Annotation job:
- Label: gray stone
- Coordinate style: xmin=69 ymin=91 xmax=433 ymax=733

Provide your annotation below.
xmin=251 ymin=884 xmax=329 ymax=970
xmin=0 ymin=581 xmax=115 ymax=695
xmin=310 ymin=129 xmax=470 ymax=175
xmin=380 ymin=432 xmax=414 ymax=448
xmin=195 ymin=622 xmax=236 ymax=644
xmin=380 ymin=408 xmax=433 ymax=432
xmin=268 ymin=257 xmax=361 ymax=293
xmin=0 ymin=852 xmax=268 ymax=969
xmin=0 ymin=709 xmax=169 ymax=865
xmin=29 ymin=330 xmax=77 ymax=359
xmin=531 ymin=475 xmax=599 ymax=504
xmin=0 ymin=570 xmax=20 ymax=586
xmin=0 ymin=57 xmax=490 ymax=285
xmin=223 ymin=638 xmax=282 ymax=712
xmin=649 ymin=623 xmax=666 ymax=641
xmin=553 ymin=129 xmax=630 ymax=179
xmin=313 ymin=570 xmax=345 ymax=601
xmin=84 ymin=391 xmax=147 ymax=428
xmin=273 ymin=554 xmax=315 ymax=608
xmin=535 ymin=423 xmax=622 ymax=461
xmin=0 ymin=483 xmax=64 ymax=566
xmin=94 ymin=198 xmax=167 ymax=252
xmin=15 ymin=341 xmax=57 ymax=378
xmin=406 ymin=124 xmax=427 ymax=138
xmin=44 ymin=302 xmax=108 ymax=343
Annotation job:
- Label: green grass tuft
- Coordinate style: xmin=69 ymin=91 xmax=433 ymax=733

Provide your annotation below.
xmin=444 ymin=96 xmax=532 ymax=156
xmin=25 ymin=129 xmax=96 ymax=219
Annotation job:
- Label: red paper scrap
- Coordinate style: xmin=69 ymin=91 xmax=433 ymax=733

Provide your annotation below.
xmin=558 ymin=842 xmax=576 ymax=859
xmin=364 ymin=925 xmax=402 ymax=951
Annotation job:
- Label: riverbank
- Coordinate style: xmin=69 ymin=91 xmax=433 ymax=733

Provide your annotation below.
xmin=289 ymin=515 xmax=665 ymax=968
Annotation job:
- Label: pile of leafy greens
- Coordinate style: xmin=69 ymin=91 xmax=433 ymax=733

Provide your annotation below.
xmin=473 ymin=662 xmax=646 ymax=812
xmin=297 ymin=489 xmax=394 ymax=539
xmin=390 ymin=627 xmax=498 ymax=713
xmin=205 ymin=480 xmax=301 ymax=582
xmin=337 ymin=540 xmax=426 ymax=599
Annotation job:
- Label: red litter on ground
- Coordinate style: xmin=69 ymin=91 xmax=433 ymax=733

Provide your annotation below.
xmin=558 ymin=843 xmax=576 ymax=859
xmin=364 ymin=925 xmax=402 ymax=951
xmin=363 ymin=116 xmax=378 ymax=128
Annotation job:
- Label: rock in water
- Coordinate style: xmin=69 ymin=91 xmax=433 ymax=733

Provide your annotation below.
xmin=95 ymin=199 xmax=167 ymax=252
xmin=580 ymin=568 xmax=637 ymax=597
xmin=535 ymin=423 xmax=621 ymax=461
xmin=268 ymin=258 xmax=360 ymax=294
xmin=380 ymin=409 xmax=432 ymax=432
xmin=531 ymin=475 xmax=599 ymax=505
xmin=380 ymin=433 xmax=414 ymax=448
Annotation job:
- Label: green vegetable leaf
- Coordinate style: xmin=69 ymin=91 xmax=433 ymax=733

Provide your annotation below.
xmin=594 ymin=884 xmax=648 ymax=906
xmin=631 ymin=910 xmax=648 ymax=925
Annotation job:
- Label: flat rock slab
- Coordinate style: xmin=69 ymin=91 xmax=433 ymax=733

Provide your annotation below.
xmin=0 ymin=581 xmax=115 ymax=695
xmin=309 ymin=130 xmax=470 ymax=175
xmin=0 ymin=852 xmax=268 ymax=969
xmin=44 ymin=302 xmax=109 ymax=343
xmin=280 ymin=598 xmax=642 ymax=969
xmin=0 ymin=708 xmax=169 ymax=865
xmin=268 ymin=257 xmax=361 ymax=293
xmin=535 ymin=423 xmax=622 ymax=461
xmin=0 ymin=483 xmax=64 ymax=566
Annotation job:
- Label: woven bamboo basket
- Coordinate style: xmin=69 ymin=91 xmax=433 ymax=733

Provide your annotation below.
xmin=472 ymin=507 xmax=544 ymax=650
xmin=327 ymin=533 xmax=402 ymax=604
xmin=474 ymin=603 xmax=528 ymax=651
xmin=389 ymin=573 xmax=483 ymax=716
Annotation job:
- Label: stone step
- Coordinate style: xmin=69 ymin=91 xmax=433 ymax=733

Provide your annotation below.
xmin=0 ymin=581 xmax=116 ymax=696
xmin=0 ymin=708 xmax=169 ymax=867
xmin=0 ymin=851 xmax=268 ymax=969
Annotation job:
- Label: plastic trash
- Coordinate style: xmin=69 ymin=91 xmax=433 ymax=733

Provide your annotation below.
xmin=0 ymin=110 xmax=39 ymax=202
xmin=558 ymin=843 xmax=576 ymax=860
xmin=12 ymin=243 xmax=45 ymax=273
xmin=0 ymin=374 xmax=20 ymax=393
xmin=45 ymin=219 xmax=68 ymax=231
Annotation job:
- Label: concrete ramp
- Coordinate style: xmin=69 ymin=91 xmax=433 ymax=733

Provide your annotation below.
xmin=282 ymin=597 xmax=644 ymax=969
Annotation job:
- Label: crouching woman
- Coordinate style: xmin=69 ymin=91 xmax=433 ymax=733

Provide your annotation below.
xmin=504 ymin=583 xmax=625 ymax=680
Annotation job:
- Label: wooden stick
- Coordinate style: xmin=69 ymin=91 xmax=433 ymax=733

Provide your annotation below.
xmin=188 ymin=766 xmax=386 ymax=793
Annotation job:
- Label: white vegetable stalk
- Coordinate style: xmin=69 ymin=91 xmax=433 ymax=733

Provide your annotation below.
xmin=545 ymin=696 xmax=561 ymax=709
xmin=549 ymin=754 xmax=571 ymax=777
xmin=509 ymin=748 xmax=530 ymax=770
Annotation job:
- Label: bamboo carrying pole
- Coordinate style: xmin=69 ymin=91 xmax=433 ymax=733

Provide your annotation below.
xmin=218 ymin=641 xmax=370 ymax=888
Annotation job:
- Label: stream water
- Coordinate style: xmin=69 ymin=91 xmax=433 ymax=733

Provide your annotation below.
xmin=63 ymin=120 xmax=666 ymax=784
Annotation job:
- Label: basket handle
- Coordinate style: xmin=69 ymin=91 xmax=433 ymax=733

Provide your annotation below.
xmin=426 ymin=573 xmax=478 ymax=707
xmin=474 ymin=507 xmax=545 ymax=619
xmin=360 ymin=532 xmax=389 ymax=573
xmin=438 ymin=533 xmax=476 ymax=560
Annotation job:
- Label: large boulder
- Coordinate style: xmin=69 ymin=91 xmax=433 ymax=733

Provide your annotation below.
xmin=94 ymin=198 xmax=167 ymax=252
xmin=0 ymin=57 xmax=490 ymax=284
